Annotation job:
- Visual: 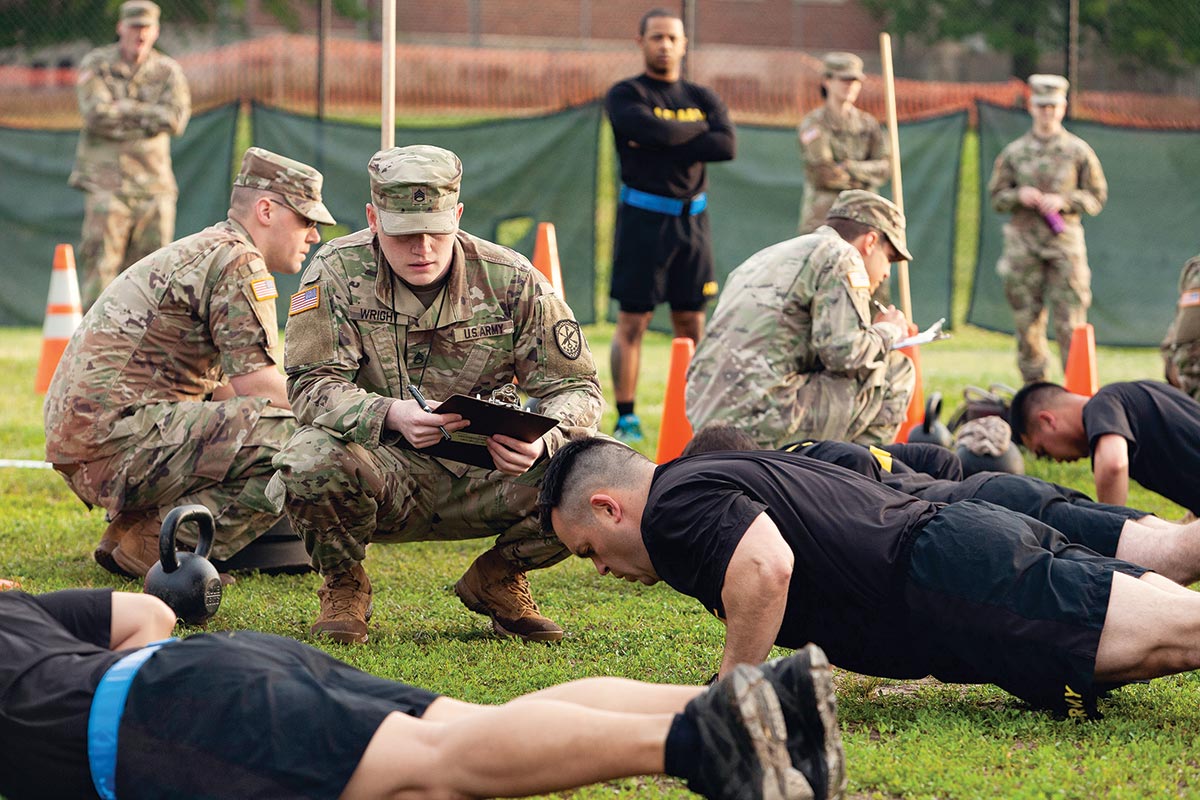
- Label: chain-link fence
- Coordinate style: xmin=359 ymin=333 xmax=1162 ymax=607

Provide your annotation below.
xmin=2 ymin=1 xmax=1199 ymax=128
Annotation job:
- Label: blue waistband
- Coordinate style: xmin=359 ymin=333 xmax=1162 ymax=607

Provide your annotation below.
xmin=88 ymin=638 xmax=177 ymax=800
xmin=619 ymin=186 xmax=708 ymax=216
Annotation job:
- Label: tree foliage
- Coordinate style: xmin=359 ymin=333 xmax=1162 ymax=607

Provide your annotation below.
xmin=862 ymin=0 xmax=1200 ymax=78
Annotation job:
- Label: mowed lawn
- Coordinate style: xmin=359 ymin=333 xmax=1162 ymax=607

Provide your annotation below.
xmin=3 ymin=322 xmax=1199 ymax=800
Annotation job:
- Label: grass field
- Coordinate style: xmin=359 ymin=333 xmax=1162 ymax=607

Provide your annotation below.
xmin=3 ymin=320 xmax=1198 ymax=800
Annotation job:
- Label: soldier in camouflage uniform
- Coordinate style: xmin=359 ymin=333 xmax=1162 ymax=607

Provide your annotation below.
xmin=44 ymin=147 xmax=334 ymax=578
xmin=1161 ymin=254 xmax=1200 ymax=400
xmin=988 ymin=74 xmax=1107 ymax=384
xmin=686 ymin=190 xmax=915 ymax=448
xmin=269 ymin=145 xmax=603 ymax=645
xmin=69 ymin=0 xmax=191 ymax=310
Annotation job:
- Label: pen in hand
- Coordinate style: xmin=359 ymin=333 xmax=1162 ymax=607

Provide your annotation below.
xmin=408 ymin=385 xmax=452 ymax=441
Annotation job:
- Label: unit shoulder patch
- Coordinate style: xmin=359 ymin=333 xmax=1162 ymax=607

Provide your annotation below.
xmin=553 ymin=319 xmax=582 ymax=360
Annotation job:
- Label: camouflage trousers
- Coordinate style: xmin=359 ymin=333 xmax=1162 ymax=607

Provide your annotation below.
xmin=998 ymin=222 xmax=1091 ymax=384
xmin=739 ymin=350 xmax=915 ymax=448
xmin=1163 ymin=341 xmax=1200 ymax=402
xmin=57 ymin=398 xmax=294 ymax=559
xmin=268 ymin=426 xmax=567 ymax=577
xmin=79 ymin=190 xmax=176 ymax=309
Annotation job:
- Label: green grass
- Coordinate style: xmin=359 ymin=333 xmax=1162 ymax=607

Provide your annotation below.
xmin=2 ymin=321 xmax=1195 ymax=799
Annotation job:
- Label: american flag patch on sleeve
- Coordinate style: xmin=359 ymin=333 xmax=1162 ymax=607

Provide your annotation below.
xmin=289 ymin=286 xmax=320 ymax=316
xmin=1181 ymin=290 xmax=1200 ymax=308
xmin=250 ymin=276 xmax=278 ymax=301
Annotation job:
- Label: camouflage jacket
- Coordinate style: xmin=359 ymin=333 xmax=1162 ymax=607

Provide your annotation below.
xmin=797 ymin=105 xmax=890 ymax=232
xmin=686 ymin=227 xmax=906 ymax=431
xmin=282 ymin=229 xmax=603 ymax=475
xmin=44 ymin=219 xmax=282 ymax=463
xmin=988 ymin=128 xmax=1106 ymax=231
xmin=1162 ymin=254 xmax=1200 ymax=399
xmin=68 ymin=44 xmax=191 ymax=196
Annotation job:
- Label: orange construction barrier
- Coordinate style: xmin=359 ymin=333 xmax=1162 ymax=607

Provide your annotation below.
xmin=531 ymin=221 xmax=565 ymax=296
xmin=656 ymin=337 xmax=696 ymax=463
xmin=35 ymin=244 xmax=83 ymax=394
xmin=1064 ymin=323 xmax=1099 ymax=397
xmin=894 ymin=323 xmax=925 ymax=443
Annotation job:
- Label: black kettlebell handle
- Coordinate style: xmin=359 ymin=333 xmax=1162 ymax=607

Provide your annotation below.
xmin=159 ymin=504 xmax=215 ymax=574
xmin=923 ymin=392 xmax=943 ymax=434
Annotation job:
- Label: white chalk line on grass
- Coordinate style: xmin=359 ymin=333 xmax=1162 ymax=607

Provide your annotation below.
xmin=0 ymin=459 xmax=54 ymax=469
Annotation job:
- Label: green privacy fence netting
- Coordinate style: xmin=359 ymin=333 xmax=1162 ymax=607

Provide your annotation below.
xmin=969 ymin=101 xmax=1200 ymax=347
xmin=0 ymin=103 xmax=238 ymax=325
xmin=251 ymin=102 xmax=602 ymax=325
xmin=611 ymin=110 xmax=967 ymax=333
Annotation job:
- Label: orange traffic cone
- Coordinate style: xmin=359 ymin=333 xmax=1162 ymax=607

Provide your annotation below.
xmin=656 ymin=337 xmax=696 ymax=463
xmin=531 ymin=222 xmax=565 ymax=296
xmin=1064 ymin=323 xmax=1098 ymax=397
xmin=894 ymin=323 xmax=925 ymax=443
xmin=34 ymin=244 xmax=83 ymax=394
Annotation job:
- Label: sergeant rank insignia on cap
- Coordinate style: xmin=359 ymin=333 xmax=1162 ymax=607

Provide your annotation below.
xmin=289 ymin=286 xmax=320 ymax=316
xmin=250 ymin=276 xmax=278 ymax=301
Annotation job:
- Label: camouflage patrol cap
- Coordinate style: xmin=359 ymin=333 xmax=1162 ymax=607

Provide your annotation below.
xmin=233 ymin=147 xmax=335 ymax=226
xmin=119 ymin=0 xmax=160 ymax=26
xmin=823 ymin=52 xmax=864 ymax=81
xmin=827 ymin=189 xmax=912 ymax=262
xmin=368 ymin=145 xmax=463 ymax=236
xmin=1029 ymin=74 xmax=1069 ymax=105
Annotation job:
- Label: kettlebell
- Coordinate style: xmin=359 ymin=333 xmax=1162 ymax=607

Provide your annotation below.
xmin=144 ymin=504 xmax=223 ymax=625
xmin=907 ymin=392 xmax=954 ymax=448
xmin=956 ymin=442 xmax=1026 ymax=477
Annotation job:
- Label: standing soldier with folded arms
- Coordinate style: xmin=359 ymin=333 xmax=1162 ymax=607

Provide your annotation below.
xmin=604 ymin=7 xmax=735 ymax=443
xmin=69 ymin=0 xmax=190 ymax=309
xmin=988 ymin=74 xmax=1106 ymax=384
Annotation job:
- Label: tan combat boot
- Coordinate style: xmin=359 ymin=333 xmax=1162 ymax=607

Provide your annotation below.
xmin=311 ymin=563 xmax=372 ymax=644
xmin=96 ymin=509 xmax=163 ymax=578
xmin=455 ymin=549 xmax=564 ymax=643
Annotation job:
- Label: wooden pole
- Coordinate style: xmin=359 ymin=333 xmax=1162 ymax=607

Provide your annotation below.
xmin=879 ymin=32 xmax=912 ymax=323
xmin=381 ymin=0 xmax=396 ymax=150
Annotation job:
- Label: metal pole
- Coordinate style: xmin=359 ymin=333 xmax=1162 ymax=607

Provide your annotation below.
xmin=880 ymin=32 xmax=912 ymax=323
xmin=1066 ymin=0 xmax=1080 ymax=118
xmin=317 ymin=0 xmax=330 ymax=121
xmin=682 ymin=0 xmax=696 ymax=81
xmin=381 ymin=0 xmax=395 ymax=149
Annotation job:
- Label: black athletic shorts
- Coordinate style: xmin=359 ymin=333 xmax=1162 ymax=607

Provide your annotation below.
xmin=611 ymin=203 xmax=716 ymax=312
xmin=117 ymin=631 xmax=439 ymax=799
xmin=904 ymin=500 xmax=1146 ymax=718
xmin=971 ymin=475 xmax=1147 ymax=557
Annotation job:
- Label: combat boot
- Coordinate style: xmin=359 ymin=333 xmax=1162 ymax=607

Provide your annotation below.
xmin=311 ymin=563 xmax=372 ymax=644
xmin=97 ymin=509 xmax=163 ymax=578
xmin=455 ymin=549 xmax=564 ymax=643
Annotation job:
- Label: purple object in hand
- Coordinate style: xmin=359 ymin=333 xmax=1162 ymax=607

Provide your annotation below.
xmin=1042 ymin=210 xmax=1065 ymax=234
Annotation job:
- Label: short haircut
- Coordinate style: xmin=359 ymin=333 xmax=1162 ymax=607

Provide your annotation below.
xmin=680 ymin=423 xmax=761 ymax=457
xmin=1007 ymin=381 xmax=1067 ymax=442
xmin=639 ymin=7 xmax=681 ymax=36
xmin=824 ymin=216 xmax=875 ymax=242
xmin=229 ymin=185 xmax=273 ymax=216
xmin=538 ymin=437 xmax=647 ymax=535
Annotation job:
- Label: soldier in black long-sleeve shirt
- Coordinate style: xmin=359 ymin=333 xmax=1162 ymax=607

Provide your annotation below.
xmin=605 ymin=8 xmax=736 ymax=443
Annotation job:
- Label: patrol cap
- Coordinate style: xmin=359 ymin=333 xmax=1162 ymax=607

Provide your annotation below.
xmin=119 ymin=0 xmax=160 ymax=26
xmin=823 ymin=52 xmax=864 ymax=81
xmin=233 ymin=147 xmax=336 ymax=226
xmin=368 ymin=145 xmax=462 ymax=236
xmin=1029 ymin=74 xmax=1069 ymax=105
xmin=827 ymin=189 xmax=912 ymax=262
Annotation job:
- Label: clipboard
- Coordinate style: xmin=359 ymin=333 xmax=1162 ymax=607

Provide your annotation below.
xmin=409 ymin=393 xmax=559 ymax=470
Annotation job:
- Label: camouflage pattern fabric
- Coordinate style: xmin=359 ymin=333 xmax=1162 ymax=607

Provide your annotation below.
xmin=685 ymin=226 xmax=913 ymax=448
xmin=272 ymin=228 xmax=603 ymax=574
xmin=69 ymin=43 xmax=191 ymax=308
xmin=797 ymin=105 xmax=890 ymax=235
xmin=988 ymin=129 xmax=1107 ymax=383
xmin=78 ymin=191 xmax=175 ymax=308
xmin=1162 ymin=254 xmax=1200 ymax=400
xmin=44 ymin=219 xmax=292 ymax=558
